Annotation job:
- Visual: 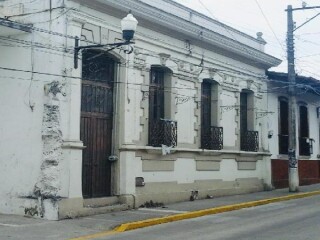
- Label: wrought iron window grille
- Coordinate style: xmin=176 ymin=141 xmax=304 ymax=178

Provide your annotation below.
xmin=240 ymin=130 xmax=259 ymax=152
xmin=299 ymin=137 xmax=312 ymax=156
xmin=279 ymin=134 xmax=289 ymax=154
xmin=201 ymin=126 xmax=223 ymax=150
xmin=149 ymin=119 xmax=177 ymax=147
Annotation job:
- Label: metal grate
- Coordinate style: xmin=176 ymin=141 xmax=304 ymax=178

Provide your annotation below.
xmin=241 ymin=130 xmax=259 ymax=152
xmin=279 ymin=134 xmax=289 ymax=154
xmin=299 ymin=137 xmax=310 ymax=156
xmin=149 ymin=119 xmax=177 ymax=147
xmin=201 ymin=126 xmax=223 ymax=150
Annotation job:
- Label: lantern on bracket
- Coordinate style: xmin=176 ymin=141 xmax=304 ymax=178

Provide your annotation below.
xmin=74 ymin=12 xmax=138 ymax=69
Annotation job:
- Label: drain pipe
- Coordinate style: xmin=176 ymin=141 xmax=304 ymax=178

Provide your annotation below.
xmin=119 ymin=194 xmax=137 ymax=209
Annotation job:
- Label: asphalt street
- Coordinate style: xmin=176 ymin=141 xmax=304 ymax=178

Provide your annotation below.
xmin=1 ymin=184 xmax=320 ymax=240
xmin=102 ymin=194 xmax=320 ymax=240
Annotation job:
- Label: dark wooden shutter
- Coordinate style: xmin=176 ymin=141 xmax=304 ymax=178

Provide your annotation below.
xmin=201 ymin=81 xmax=212 ymax=148
xmin=80 ymin=50 xmax=114 ymax=198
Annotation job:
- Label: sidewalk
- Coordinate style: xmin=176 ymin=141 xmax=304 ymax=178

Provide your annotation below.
xmin=1 ymin=184 xmax=320 ymax=240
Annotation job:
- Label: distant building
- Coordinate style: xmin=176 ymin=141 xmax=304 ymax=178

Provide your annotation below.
xmin=267 ymin=71 xmax=320 ymax=188
xmin=0 ymin=0 xmax=280 ymax=220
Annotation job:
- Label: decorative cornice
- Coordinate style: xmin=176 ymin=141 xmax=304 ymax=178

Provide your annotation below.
xmin=143 ymin=0 xmax=267 ymax=45
xmin=73 ymin=0 xmax=282 ymax=68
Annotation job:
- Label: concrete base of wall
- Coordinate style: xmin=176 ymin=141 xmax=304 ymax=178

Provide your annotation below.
xmin=1 ymin=178 xmax=267 ymax=220
xmin=0 ymin=196 xmax=59 ymax=220
xmin=58 ymin=197 xmax=130 ymax=220
xmin=0 ymin=196 xmax=131 ymax=221
xmin=135 ymin=178 xmax=264 ymax=207
xmin=0 ymin=197 xmax=41 ymax=218
xmin=272 ymin=159 xmax=320 ymax=188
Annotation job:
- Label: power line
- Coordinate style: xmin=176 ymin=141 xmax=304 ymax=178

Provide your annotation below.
xmin=2 ymin=71 xmax=319 ymax=108
xmin=4 ymin=2 xmax=318 ymax=78
xmin=2 ymin=6 xmax=286 ymax=79
xmin=176 ymin=0 xmax=282 ymax=68
xmin=0 ymin=32 xmax=275 ymax=80
xmin=295 ymin=53 xmax=320 ymax=58
xmin=0 ymin=6 xmax=318 ymax=88
xmin=1 ymin=63 xmax=318 ymax=97
xmin=253 ymin=0 xmax=286 ymax=54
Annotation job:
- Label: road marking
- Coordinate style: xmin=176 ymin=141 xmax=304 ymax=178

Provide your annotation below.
xmin=81 ymin=217 xmax=123 ymax=223
xmin=0 ymin=222 xmax=51 ymax=228
xmin=71 ymin=190 xmax=320 ymax=239
xmin=69 ymin=230 xmax=118 ymax=240
xmin=244 ymin=202 xmax=296 ymax=211
xmin=138 ymin=208 xmax=187 ymax=214
xmin=0 ymin=223 xmax=20 ymax=227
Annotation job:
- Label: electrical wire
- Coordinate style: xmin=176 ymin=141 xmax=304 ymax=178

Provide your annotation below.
xmin=254 ymin=0 xmax=286 ymax=54
xmin=4 ymin=5 xmax=285 ymax=70
xmin=0 ymin=33 xmax=276 ymax=81
xmin=1 ymin=3 xmax=319 ymax=94
xmin=196 ymin=0 xmax=282 ymax=67
xmin=2 ymin=0 xmax=318 ymax=112
xmin=0 ymin=63 xmax=318 ymax=97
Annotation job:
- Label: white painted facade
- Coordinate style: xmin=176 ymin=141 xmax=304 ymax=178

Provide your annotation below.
xmin=0 ymin=0 xmax=280 ymax=220
xmin=268 ymin=95 xmax=320 ymax=160
xmin=266 ymin=72 xmax=320 ymax=188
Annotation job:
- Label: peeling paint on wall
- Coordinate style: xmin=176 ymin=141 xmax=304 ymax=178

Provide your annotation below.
xmin=33 ymin=81 xmax=65 ymax=218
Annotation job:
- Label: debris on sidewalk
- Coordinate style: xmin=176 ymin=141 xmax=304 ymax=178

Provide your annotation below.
xmin=139 ymin=200 xmax=165 ymax=208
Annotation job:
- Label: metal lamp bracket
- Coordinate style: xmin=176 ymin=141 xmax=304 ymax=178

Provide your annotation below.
xmin=74 ymin=37 xmax=134 ymax=69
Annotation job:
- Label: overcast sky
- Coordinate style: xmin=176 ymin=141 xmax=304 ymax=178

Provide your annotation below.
xmin=174 ymin=0 xmax=320 ymax=79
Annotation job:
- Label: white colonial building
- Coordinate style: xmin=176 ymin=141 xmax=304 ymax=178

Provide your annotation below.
xmin=267 ymin=71 xmax=320 ymax=188
xmin=0 ymin=0 xmax=280 ymax=220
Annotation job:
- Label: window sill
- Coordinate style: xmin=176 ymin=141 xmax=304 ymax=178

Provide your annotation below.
xmin=276 ymin=154 xmax=312 ymax=160
xmin=120 ymin=145 xmax=271 ymax=156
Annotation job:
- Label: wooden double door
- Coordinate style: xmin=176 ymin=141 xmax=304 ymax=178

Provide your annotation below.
xmin=80 ymin=51 xmax=115 ymax=198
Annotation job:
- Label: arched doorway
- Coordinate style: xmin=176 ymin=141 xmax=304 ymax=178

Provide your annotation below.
xmin=80 ymin=50 xmax=116 ymax=198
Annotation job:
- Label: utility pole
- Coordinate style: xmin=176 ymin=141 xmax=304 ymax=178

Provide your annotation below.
xmin=286 ymin=4 xmax=320 ymax=192
xmin=286 ymin=5 xmax=298 ymax=192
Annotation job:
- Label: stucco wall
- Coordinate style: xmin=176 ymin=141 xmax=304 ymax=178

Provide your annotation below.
xmin=267 ymin=90 xmax=320 ymax=159
xmin=268 ymin=83 xmax=320 ymax=188
xmin=0 ymin=0 xmax=82 ymax=219
xmin=0 ymin=0 xmax=279 ymax=218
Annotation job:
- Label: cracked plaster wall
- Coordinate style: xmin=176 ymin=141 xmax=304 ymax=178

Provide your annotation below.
xmin=32 ymin=81 xmax=65 ymax=219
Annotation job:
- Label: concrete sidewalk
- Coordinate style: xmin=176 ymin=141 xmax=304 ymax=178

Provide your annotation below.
xmin=1 ymin=184 xmax=320 ymax=240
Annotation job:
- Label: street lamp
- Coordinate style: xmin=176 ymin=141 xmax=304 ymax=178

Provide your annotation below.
xmin=121 ymin=13 xmax=138 ymax=41
xmin=74 ymin=12 xmax=138 ymax=69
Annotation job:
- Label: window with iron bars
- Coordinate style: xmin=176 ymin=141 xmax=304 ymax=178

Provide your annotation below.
xmin=278 ymin=97 xmax=289 ymax=154
xmin=299 ymin=104 xmax=310 ymax=156
xmin=240 ymin=91 xmax=258 ymax=152
xmin=148 ymin=67 xmax=177 ymax=147
xmin=201 ymin=80 xmax=223 ymax=150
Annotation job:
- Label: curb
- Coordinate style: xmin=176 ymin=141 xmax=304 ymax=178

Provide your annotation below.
xmin=115 ymin=190 xmax=320 ymax=232
xmin=70 ymin=190 xmax=320 ymax=239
